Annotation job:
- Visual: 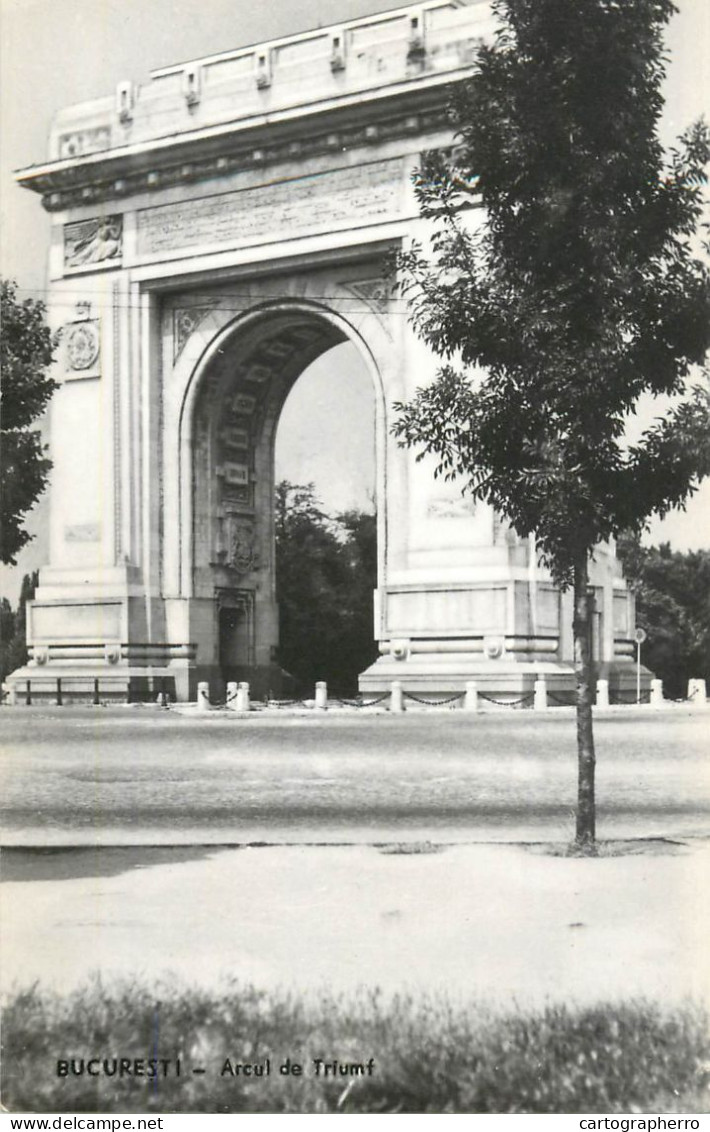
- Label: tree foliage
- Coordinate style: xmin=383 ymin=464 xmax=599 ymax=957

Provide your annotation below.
xmin=1 ymin=279 xmax=58 ymax=565
xmin=392 ymin=0 xmax=710 ymax=845
xmin=0 ymin=571 xmax=38 ymax=686
xmin=275 ymin=481 xmax=378 ymax=694
xmin=395 ymin=2 xmax=710 ymax=578
xmin=618 ymin=534 xmax=710 ymax=699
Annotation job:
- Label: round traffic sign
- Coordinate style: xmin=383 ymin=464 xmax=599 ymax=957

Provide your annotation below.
xmin=634 ymin=627 xmax=647 ymax=644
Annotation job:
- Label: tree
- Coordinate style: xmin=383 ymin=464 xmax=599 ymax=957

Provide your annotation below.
xmin=0 ymin=571 xmax=39 ymax=686
xmin=1 ymin=279 xmax=58 ymax=565
xmin=617 ymin=534 xmax=710 ymax=699
xmin=392 ymin=0 xmax=710 ymax=847
xmin=274 ymin=482 xmax=378 ymax=694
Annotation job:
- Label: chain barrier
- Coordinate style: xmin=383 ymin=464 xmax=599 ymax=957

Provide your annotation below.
xmin=478 ymin=692 xmax=536 ymax=708
xmin=201 ymin=687 xmax=240 ymax=708
xmin=6 ymin=681 xmax=704 ymax=711
xmin=547 ymin=691 xmax=573 ymax=706
xmin=333 ymin=693 xmax=391 ymax=708
xmin=266 ymin=697 xmax=316 ymax=708
xmin=403 ymin=691 xmax=466 ymax=707
xmin=610 ymin=691 xmax=651 ymax=706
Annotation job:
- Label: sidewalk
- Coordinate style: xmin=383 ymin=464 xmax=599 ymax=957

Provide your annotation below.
xmin=2 ymin=840 xmax=708 ymax=1008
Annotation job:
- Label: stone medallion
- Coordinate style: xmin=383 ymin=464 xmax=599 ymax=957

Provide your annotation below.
xmin=66 ymin=321 xmax=100 ymax=371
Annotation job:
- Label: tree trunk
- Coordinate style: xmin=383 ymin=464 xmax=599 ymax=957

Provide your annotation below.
xmin=573 ymin=553 xmax=596 ymax=849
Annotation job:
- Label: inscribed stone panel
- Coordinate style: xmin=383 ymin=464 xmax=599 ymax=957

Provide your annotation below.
xmin=387 ymin=587 xmax=506 ymax=635
xmin=136 ymin=159 xmax=404 ymax=258
xmin=31 ymin=603 xmax=121 ymax=640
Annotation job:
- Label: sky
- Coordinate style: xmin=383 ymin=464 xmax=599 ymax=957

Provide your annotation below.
xmin=1 ymin=0 xmax=709 ymax=600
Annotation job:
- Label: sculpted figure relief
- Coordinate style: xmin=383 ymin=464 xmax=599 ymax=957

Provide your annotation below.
xmin=64 ymin=216 xmax=122 ymax=269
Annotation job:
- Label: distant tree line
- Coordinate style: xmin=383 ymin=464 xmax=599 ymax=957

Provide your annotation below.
xmin=617 ymin=535 xmax=710 ymax=700
xmin=1 ymin=279 xmax=57 ymax=566
xmin=274 ymin=481 xmax=378 ymax=695
xmin=0 ymin=572 xmax=38 ymax=686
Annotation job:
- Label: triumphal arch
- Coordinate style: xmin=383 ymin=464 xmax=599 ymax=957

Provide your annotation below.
xmin=11 ymin=0 xmax=638 ymax=701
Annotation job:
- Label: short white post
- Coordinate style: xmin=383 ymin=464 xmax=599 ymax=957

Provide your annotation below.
xmin=688 ymin=678 xmax=707 ymax=705
xmin=226 ymin=681 xmax=238 ymax=710
xmin=650 ymin=679 xmax=664 ymax=707
xmin=390 ymin=680 xmax=404 ymax=713
xmin=464 ymin=680 xmax=478 ymax=713
xmin=315 ymin=681 xmax=328 ymax=710
xmin=4 ymin=683 xmax=17 ymax=706
xmin=534 ymin=677 xmax=547 ymax=711
xmin=596 ymin=678 xmax=609 ymax=708
xmin=237 ymin=681 xmax=250 ymax=712
xmin=197 ymin=681 xmax=210 ymax=712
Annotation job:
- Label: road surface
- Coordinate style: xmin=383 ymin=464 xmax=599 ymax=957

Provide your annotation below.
xmin=1 ymin=704 xmax=707 ymax=845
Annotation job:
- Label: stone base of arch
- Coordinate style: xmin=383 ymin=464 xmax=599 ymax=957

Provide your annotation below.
xmin=4 ymin=664 xmax=180 ymax=705
xmin=357 ymin=652 xmax=652 ymax=701
xmin=359 ymin=647 xmax=652 ymax=703
xmin=2 ymin=581 xmax=197 ymax=704
xmin=5 ymin=651 xmax=652 ymax=706
xmin=360 ymin=648 xmax=575 ymax=700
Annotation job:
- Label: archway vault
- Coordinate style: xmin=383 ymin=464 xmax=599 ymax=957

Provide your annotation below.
xmin=169 ymin=296 xmax=387 ymax=696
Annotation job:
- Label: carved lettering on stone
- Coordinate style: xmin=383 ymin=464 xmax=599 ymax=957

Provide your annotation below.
xmin=64 ymin=215 xmax=122 ymax=270
xmin=426 ymin=496 xmax=477 ymax=520
xmin=64 ymin=522 xmax=101 ymax=542
xmin=136 ymin=159 xmax=404 ymax=258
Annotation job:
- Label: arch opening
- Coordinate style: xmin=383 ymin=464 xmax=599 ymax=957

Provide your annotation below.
xmin=274 ymin=342 xmax=377 ymax=695
xmin=190 ymin=309 xmax=378 ymax=697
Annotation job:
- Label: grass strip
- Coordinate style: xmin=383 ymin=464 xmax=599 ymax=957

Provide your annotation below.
xmin=2 ymin=980 xmax=708 ymax=1113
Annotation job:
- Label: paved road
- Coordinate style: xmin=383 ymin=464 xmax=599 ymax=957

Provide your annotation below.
xmin=0 ymin=704 xmax=708 ymax=845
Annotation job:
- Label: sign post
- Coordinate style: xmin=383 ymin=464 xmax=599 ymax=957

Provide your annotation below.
xmin=634 ymin=628 xmax=647 ymax=704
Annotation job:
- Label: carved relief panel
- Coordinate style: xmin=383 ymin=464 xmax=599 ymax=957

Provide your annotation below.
xmin=64 ymin=215 xmax=122 ymax=272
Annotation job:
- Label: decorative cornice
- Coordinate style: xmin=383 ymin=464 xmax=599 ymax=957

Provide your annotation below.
xmin=21 ymin=91 xmax=457 ymax=214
